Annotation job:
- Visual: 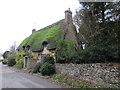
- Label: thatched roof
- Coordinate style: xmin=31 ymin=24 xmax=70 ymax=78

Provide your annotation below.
xmin=18 ymin=20 xmax=64 ymax=52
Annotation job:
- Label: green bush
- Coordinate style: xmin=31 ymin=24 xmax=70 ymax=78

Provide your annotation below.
xmin=106 ymin=44 xmax=119 ymax=62
xmin=41 ymin=54 xmax=55 ymax=64
xmin=2 ymin=51 xmax=10 ymax=59
xmin=56 ymin=53 xmax=68 ymax=63
xmin=32 ymin=62 xmax=41 ymax=73
xmin=71 ymin=54 xmax=81 ymax=64
xmin=8 ymin=59 xmax=16 ymax=66
xmin=2 ymin=60 xmax=7 ymax=64
xmin=15 ymin=51 xmax=25 ymax=69
xmin=56 ymin=40 xmax=119 ymax=64
xmin=40 ymin=62 xmax=56 ymax=76
xmin=77 ymin=44 xmax=119 ymax=63
xmin=57 ymin=43 xmax=119 ymax=64
xmin=7 ymin=54 xmax=16 ymax=66
xmin=56 ymin=40 xmax=76 ymax=63
xmin=77 ymin=45 xmax=108 ymax=63
xmin=15 ymin=58 xmax=24 ymax=69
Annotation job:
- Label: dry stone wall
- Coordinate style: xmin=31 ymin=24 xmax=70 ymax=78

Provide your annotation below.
xmin=55 ymin=63 xmax=120 ymax=87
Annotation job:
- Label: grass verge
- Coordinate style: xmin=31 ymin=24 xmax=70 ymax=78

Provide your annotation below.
xmin=51 ymin=74 xmax=120 ymax=89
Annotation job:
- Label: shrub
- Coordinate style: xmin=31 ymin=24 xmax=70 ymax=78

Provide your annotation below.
xmin=56 ymin=40 xmax=76 ymax=63
xmin=40 ymin=62 xmax=55 ymax=76
xmin=8 ymin=58 xmax=16 ymax=66
xmin=15 ymin=58 xmax=24 ymax=69
xmin=56 ymin=39 xmax=119 ymax=64
xmin=106 ymin=44 xmax=119 ymax=62
xmin=71 ymin=55 xmax=81 ymax=64
xmin=77 ymin=45 xmax=108 ymax=63
xmin=32 ymin=62 xmax=41 ymax=73
xmin=41 ymin=54 xmax=55 ymax=64
xmin=56 ymin=53 xmax=67 ymax=63
xmin=2 ymin=51 xmax=10 ymax=59
xmin=15 ymin=51 xmax=25 ymax=69
xmin=2 ymin=60 xmax=7 ymax=64
xmin=7 ymin=53 xmax=16 ymax=66
xmin=77 ymin=44 xmax=119 ymax=63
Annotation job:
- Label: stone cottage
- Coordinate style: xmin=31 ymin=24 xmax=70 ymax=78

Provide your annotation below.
xmin=18 ymin=8 xmax=78 ymax=63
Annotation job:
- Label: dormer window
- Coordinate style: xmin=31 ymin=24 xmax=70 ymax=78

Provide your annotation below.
xmin=22 ymin=46 xmax=26 ymax=50
xmin=42 ymin=41 xmax=48 ymax=48
xmin=16 ymin=49 xmax=20 ymax=52
xmin=27 ymin=45 xmax=30 ymax=50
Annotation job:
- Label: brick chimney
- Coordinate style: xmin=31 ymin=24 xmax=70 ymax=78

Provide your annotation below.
xmin=65 ymin=8 xmax=72 ymax=24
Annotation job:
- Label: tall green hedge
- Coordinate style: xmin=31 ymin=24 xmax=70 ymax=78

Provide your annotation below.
xmin=56 ymin=41 xmax=119 ymax=64
xmin=78 ymin=44 xmax=119 ymax=63
xmin=56 ymin=40 xmax=76 ymax=63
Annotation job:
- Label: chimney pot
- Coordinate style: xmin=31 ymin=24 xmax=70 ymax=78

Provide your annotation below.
xmin=32 ymin=29 xmax=36 ymax=34
xmin=68 ymin=8 xmax=70 ymax=11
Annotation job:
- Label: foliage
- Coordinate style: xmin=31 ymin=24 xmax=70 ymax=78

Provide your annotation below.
xmin=52 ymin=74 xmax=119 ymax=88
xmin=15 ymin=58 xmax=24 ymax=69
xmin=72 ymin=2 xmax=120 ymax=64
xmin=56 ymin=42 xmax=119 ymax=64
xmin=56 ymin=40 xmax=76 ymax=63
xmin=15 ymin=51 xmax=25 ymax=69
xmin=16 ymin=51 xmax=25 ymax=64
xmin=74 ymin=2 xmax=120 ymax=46
xmin=2 ymin=60 xmax=7 ymax=64
xmin=7 ymin=53 xmax=16 ymax=66
xmin=14 ymin=51 xmax=30 ymax=69
xmin=52 ymin=74 xmax=66 ymax=83
xmin=25 ymin=52 xmax=30 ymax=57
xmin=8 ymin=59 xmax=16 ymax=66
xmin=71 ymin=53 xmax=82 ymax=64
xmin=99 ymin=84 xmax=120 ymax=89
xmin=32 ymin=62 xmax=41 ymax=73
xmin=19 ymin=24 xmax=61 ymax=51
xmin=40 ymin=62 xmax=55 ymax=76
xmin=41 ymin=54 xmax=55 ymax=64
xmin=52 ymin=74 xmax=93 ymax=88
xmin=2 ymin=51 xmax=10 ymax=59
xmin=75 ymin=44 xmax=119 ymax=63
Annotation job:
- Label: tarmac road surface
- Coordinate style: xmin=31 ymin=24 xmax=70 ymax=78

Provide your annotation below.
xmin=0 ymin=62 xmax=62 ymax=88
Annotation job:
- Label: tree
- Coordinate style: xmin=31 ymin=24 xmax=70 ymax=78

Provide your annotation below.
xmin=9 ymin=42 xmax=17 ymax=52
xmin=74 ymin=2 xmax=120 ymax=46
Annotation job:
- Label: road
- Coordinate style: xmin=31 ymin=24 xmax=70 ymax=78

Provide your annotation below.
xmin=0 ymin=62 xmax=2 ymax=89
xmin=0 ymin=62 xmax=62 ymax=88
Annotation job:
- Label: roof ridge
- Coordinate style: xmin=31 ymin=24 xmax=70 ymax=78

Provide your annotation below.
xmin=37 ymin=19 xmax=64 ymax=32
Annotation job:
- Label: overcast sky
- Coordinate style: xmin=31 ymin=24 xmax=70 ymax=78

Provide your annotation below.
xmin=0 ymin=0 xmax=80 ymax=53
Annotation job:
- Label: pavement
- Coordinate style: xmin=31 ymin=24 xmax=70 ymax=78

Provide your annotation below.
xmin=0 ymin=62 xmax=62 ymax=88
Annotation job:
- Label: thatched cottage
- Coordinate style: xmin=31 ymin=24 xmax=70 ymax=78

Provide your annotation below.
xmin=18 ymin=8 xmax=78 ymax=63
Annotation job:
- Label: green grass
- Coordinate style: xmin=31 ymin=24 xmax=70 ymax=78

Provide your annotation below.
xmin=19 ymin=24 xmax=61 ymax=51
xmin=52 ymin=74 xmax=92 ymax=88
xmin=99 ymin=84 xmax=120 ymax=89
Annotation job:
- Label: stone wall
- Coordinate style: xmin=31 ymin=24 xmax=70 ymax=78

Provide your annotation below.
xmin=55 ymin=63 xmax=120 ymax=87
xmin=31 ymin=52 xmax=40 ymax=60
